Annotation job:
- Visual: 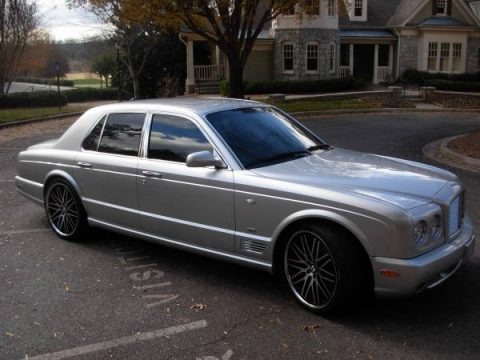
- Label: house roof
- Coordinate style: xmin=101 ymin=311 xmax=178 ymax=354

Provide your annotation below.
xmin=340 ymin=0 xmax=403 ymax=28
xmin=340 ymin=29 xmax=397 ymax=39
xmin=386 ymin=0 xmax=425 ymax=27
xmin=416 ymin=15 xmax=472 ymax=26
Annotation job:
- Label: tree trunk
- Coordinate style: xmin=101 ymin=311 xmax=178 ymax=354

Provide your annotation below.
xmin=132 ymin=75 xmax=140 ymax=99
xmin=227 ymin=57 xmax=244 ymax=99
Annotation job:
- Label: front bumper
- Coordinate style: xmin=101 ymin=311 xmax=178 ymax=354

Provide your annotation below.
xmin=372 ymin=217 xmax=476 ymax=298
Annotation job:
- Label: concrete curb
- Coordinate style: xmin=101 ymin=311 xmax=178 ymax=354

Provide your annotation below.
xmin=423 ymin=135 xmax=480 ymax=174
xmin=0 ymin=111 xmax=84 ymax=130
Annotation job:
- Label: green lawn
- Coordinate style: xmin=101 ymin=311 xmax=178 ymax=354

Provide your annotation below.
xmin=0 ymin=106 xmax=87 ymax=124
xmin=73 ymin=79 xmax=103 ymax=88
xmin=272 ymin=98 xmax=379 ymax=113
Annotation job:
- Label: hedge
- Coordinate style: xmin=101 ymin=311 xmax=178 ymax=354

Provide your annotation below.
xmin=425 ymin=79 xmax=480 ymax=92
xmin=0 ymin=91 xmax=68 ymax=109
xmin=221 ymin=78 xmax=364 ymax=96
xmin=16 ymin=77 xmax=75 ymax=87
xmin=63 ymin=87 xmax=125 ymax=102
xmin=401 ymin=69 xmax=480 ymax=85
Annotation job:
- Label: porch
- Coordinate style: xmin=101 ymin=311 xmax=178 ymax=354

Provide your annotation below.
xmin=339 ymin=29 xmax=397 ymax=84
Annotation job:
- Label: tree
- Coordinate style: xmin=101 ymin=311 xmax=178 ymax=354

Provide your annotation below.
xmin=0 ymin=0 xmax=38 ymax=94
xmin=41 ymin=43 xmax=70 ymax=78
xmin=91 ymin=53 xmax=115 ymax=87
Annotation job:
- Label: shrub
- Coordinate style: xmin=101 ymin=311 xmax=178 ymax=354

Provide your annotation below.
xmin=401 ymin=69 xmax=480 ymax=85
xmin=63 ymin=87 xmax=127 ymax=102
xmin=426 ymin=79 xmax=480 ymax=92
xmin=16 ymin=77 xmax=75 ymax=87
xmin=0 ymin=91 xmax=68 ymax=109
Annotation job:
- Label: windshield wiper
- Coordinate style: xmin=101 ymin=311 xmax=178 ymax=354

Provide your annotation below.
xmin=307 ymin=144 xmax=333 ymax=151
xmin=246 ymin=150 xmax=311 ymax=169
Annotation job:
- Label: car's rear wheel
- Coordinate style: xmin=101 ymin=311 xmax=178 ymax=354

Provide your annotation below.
xmin=45 ymin=179 xmax=88 ymax=241
xmin=282 ymin=222 xmax=369 ymax=315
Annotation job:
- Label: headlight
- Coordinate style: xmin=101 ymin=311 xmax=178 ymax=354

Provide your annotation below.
xmin=413 ymin=220 xmax=427 ymax=247
xmin=431 ymin=215 xmax=443 ymax=242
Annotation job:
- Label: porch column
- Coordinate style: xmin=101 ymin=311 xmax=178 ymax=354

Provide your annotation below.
xmin=389 ymin=44 xmax=394 ymax=76
xmin=373 ymin=44 xmax=379 ymax=84
xmin=349 ymin=44 xmax=354 ymax=76
xmin=185 ymin=40 xmax=195 ymax=94
xmin=215 ymin=46 xmax=221 ymax=65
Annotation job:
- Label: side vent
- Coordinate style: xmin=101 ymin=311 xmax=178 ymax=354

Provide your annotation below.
xmin=241 ymin=239 xmax=267 ymax=254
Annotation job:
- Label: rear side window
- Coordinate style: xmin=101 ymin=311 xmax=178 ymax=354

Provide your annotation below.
xmin=82 ymin=116 xmax=106 ymax=151
xmin=148 ymin=114 xmax=212 ymax=163
xmin=98 ymin=113 xmax=146 ymax=156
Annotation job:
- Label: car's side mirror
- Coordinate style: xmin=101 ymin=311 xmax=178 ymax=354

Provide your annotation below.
xmin=186 ymin=151 xmax=227 ymax=169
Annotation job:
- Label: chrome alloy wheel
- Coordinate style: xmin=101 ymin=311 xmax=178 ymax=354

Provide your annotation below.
xmin=284 ymin=230 xmax=338 ymax=310
xmin=46 ymin=183 xmax=79 ymax=237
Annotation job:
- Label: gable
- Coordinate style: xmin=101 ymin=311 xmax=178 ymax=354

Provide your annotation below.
xmin=406 ymin=0 xmax=478 ymax=26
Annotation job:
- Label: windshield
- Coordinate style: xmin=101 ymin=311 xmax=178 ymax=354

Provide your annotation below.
xmin=205 ymin=107 xmax=326 ymax=169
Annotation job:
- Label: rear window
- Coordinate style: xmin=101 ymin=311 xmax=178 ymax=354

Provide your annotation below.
xmin=98 ymin=113 xmax=146 ymax=156
xmin=82 ymin=116 xmax=106 ymax=151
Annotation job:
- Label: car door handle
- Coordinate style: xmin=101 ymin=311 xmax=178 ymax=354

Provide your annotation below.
xmin=77 ymin=162 xmax=92 ymax=169
xmin=141 ymin=170 xmax=163 ymax=178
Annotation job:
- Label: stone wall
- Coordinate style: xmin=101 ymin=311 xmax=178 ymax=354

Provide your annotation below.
xmin=273 ymin=29 xmax=340 ymax=81
xmin=430 ymin=91 xmax=480 ymax=109
xmin=466 ymin=37 xmax=480 ymax=73
xmin=398 ymin=36 xmax=419 ymax=76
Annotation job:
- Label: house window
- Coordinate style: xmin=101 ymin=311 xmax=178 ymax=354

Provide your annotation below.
xmin=436 ymin=0 xmax=448 ymax=15
xmin=283 ymin=43 xmax=294 ymax=73
xmin=440 ymin=43 xmax=450 ymax=72
xmin=452 ymin=43 xmax=462 ymax=72
xmin=282 ymin=5 xmax=295 ymax=16
xmin=328 ymin=0 xmax=336 ymax=16
xmin=329 ymin=43 xmax=336 ymax=73
xmin=306 ymin=43 xmax=319 ymax=73
xmin=428 ymin=42 xmax=438 ymax=71
xmin=305 ymin=0 xmax=320 ymax=15
xmin=354 ymin=0 xmax=363 ymax=17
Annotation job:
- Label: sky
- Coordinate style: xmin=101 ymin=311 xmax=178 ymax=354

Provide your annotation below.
xmin=36 ymin=0 xmax=110 ymax=42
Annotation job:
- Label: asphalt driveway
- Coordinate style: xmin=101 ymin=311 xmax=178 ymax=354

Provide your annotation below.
xmin=1 ymin=112 xmax=480 ymax=360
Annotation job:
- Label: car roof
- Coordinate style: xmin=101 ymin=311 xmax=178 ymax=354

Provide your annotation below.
xmin=92 ymin=97 xmax=268 ymax=117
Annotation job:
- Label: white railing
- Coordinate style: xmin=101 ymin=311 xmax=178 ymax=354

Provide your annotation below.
xmin=339 ymin=66 xmax=351 ymax=78
xmin=194 ymin=65 xmax=226 ymax=81
xmin=377 ymin=67 xmax=392 ymax=82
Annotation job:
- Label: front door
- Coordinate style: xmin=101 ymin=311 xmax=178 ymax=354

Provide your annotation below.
xmin=137 ymin=113 xmax=235 ymax=253
xmin=354 ymin=44 xmax=375 ymax=82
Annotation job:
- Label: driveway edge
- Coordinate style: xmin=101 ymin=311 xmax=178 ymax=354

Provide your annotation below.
xmin=423 ymin=135 xmax=480 ymax=174
xmin=0 ymin=112 xmax=84 ymax=130
xmin=292 ymin=107 xmax=480 ymax=118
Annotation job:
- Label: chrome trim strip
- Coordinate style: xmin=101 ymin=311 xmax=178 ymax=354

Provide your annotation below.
xmin=15 ymin=176 xmax=44 ymax=188
xmin=88 ymin=217 xmax=272 ymax=270
xmin=20 ymin=160 xmax=78 ymax=169
xmin=82 ymin=197 xmax=271 ymax=242
xmin=16 ymin=187 xmax=44 ymax=205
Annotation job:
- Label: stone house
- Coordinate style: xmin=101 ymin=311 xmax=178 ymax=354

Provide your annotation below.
xmin=180 ymin=0 xmax=480 ymax=93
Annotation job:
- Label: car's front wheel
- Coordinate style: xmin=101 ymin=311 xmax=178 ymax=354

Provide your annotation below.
xmin=44 ymin=179 xmax=88 ymax=241
xmin=282 ymin=223 xmax=369 ymax=315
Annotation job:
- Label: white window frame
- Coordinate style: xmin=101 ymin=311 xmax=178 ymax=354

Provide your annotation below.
xmin=282 ymin=43 xmax=294 ymax=74
xmin=426 ymin=41 xmax=464 ymax=73
xmin=328 ymin=0 xmax=336 ymax=17
xmin=305 ymin=0 xmax=320 ymax=16
xmin=329 ymin=42 xmax=336 ymax=73
xmin=354 ymin=0 xmax=363 ymax=17
xmin=306 ymin=42 xmax=319 ymax=74
xmin=436 ymin=0 xmax=448 ymax=15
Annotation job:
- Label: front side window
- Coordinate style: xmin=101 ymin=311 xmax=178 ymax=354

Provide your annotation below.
xmin=205 ymin=107 xmax=324 ymax=169
xmin=283 ymin=43 xmax=294 ymax=73
xmin=148 ymin=115 xmax=212 ymax=163
xmin=98 ymin=113 xmax=145 ymax=156
xmin=328 ymin=0 xmax=336 ymax=16
xmin=452 ymin=43 xmax=462 ymax=72
xmin=305 ymin=0 xmax=320 ymax=15
xmin=306 ymin=43 xmax=319 ymax=73
xmin=354 ymin=0 xmax=363 ymax=16
xmin=329 ymin=43 xmax=336 ymax=72
xmin=82 ymin=115 xmax=106 ymax=151
xmin=436 ymin=0 xmax=448 ymax=15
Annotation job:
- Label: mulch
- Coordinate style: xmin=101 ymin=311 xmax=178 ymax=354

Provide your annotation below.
xmin=448 ymin=131 xmax=480 ymax=160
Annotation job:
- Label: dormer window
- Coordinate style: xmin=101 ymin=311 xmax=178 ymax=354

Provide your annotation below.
xmin=305 ymin=0 xmax=320 ymax=16
xmin=354 ymin=0 xmax=363 ymax=17
xmin=282 ymin=5 xmax=295 ymax=16
xmin=328 ymin=0 xmax=336 ymax=16
xmin=436 ymin=0 xmax=448 ymax=15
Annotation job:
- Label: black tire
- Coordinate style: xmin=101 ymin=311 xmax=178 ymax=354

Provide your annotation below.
xmin=280 ymin=222 xmax=370 ymax=315
xmin=44 ymin=178 xmax=88 ymax=241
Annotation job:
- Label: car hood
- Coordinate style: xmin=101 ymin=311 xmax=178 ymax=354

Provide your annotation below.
xmin=250 ymin=148 xmax=456 ymax=210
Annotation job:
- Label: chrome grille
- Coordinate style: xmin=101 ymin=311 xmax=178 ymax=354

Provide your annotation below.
xmin=448 ymin=193 xmax=464 ymax=237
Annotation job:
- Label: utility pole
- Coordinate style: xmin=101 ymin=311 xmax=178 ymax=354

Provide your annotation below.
xmin=55 ymin=61 xmax=61 ymax=110
xmin=116 ymin=42 xmax=121 ymax=102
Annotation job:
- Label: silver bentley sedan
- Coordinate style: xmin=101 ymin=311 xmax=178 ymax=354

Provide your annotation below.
xmin=15 ymin=98 xmax=476 ymax=314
